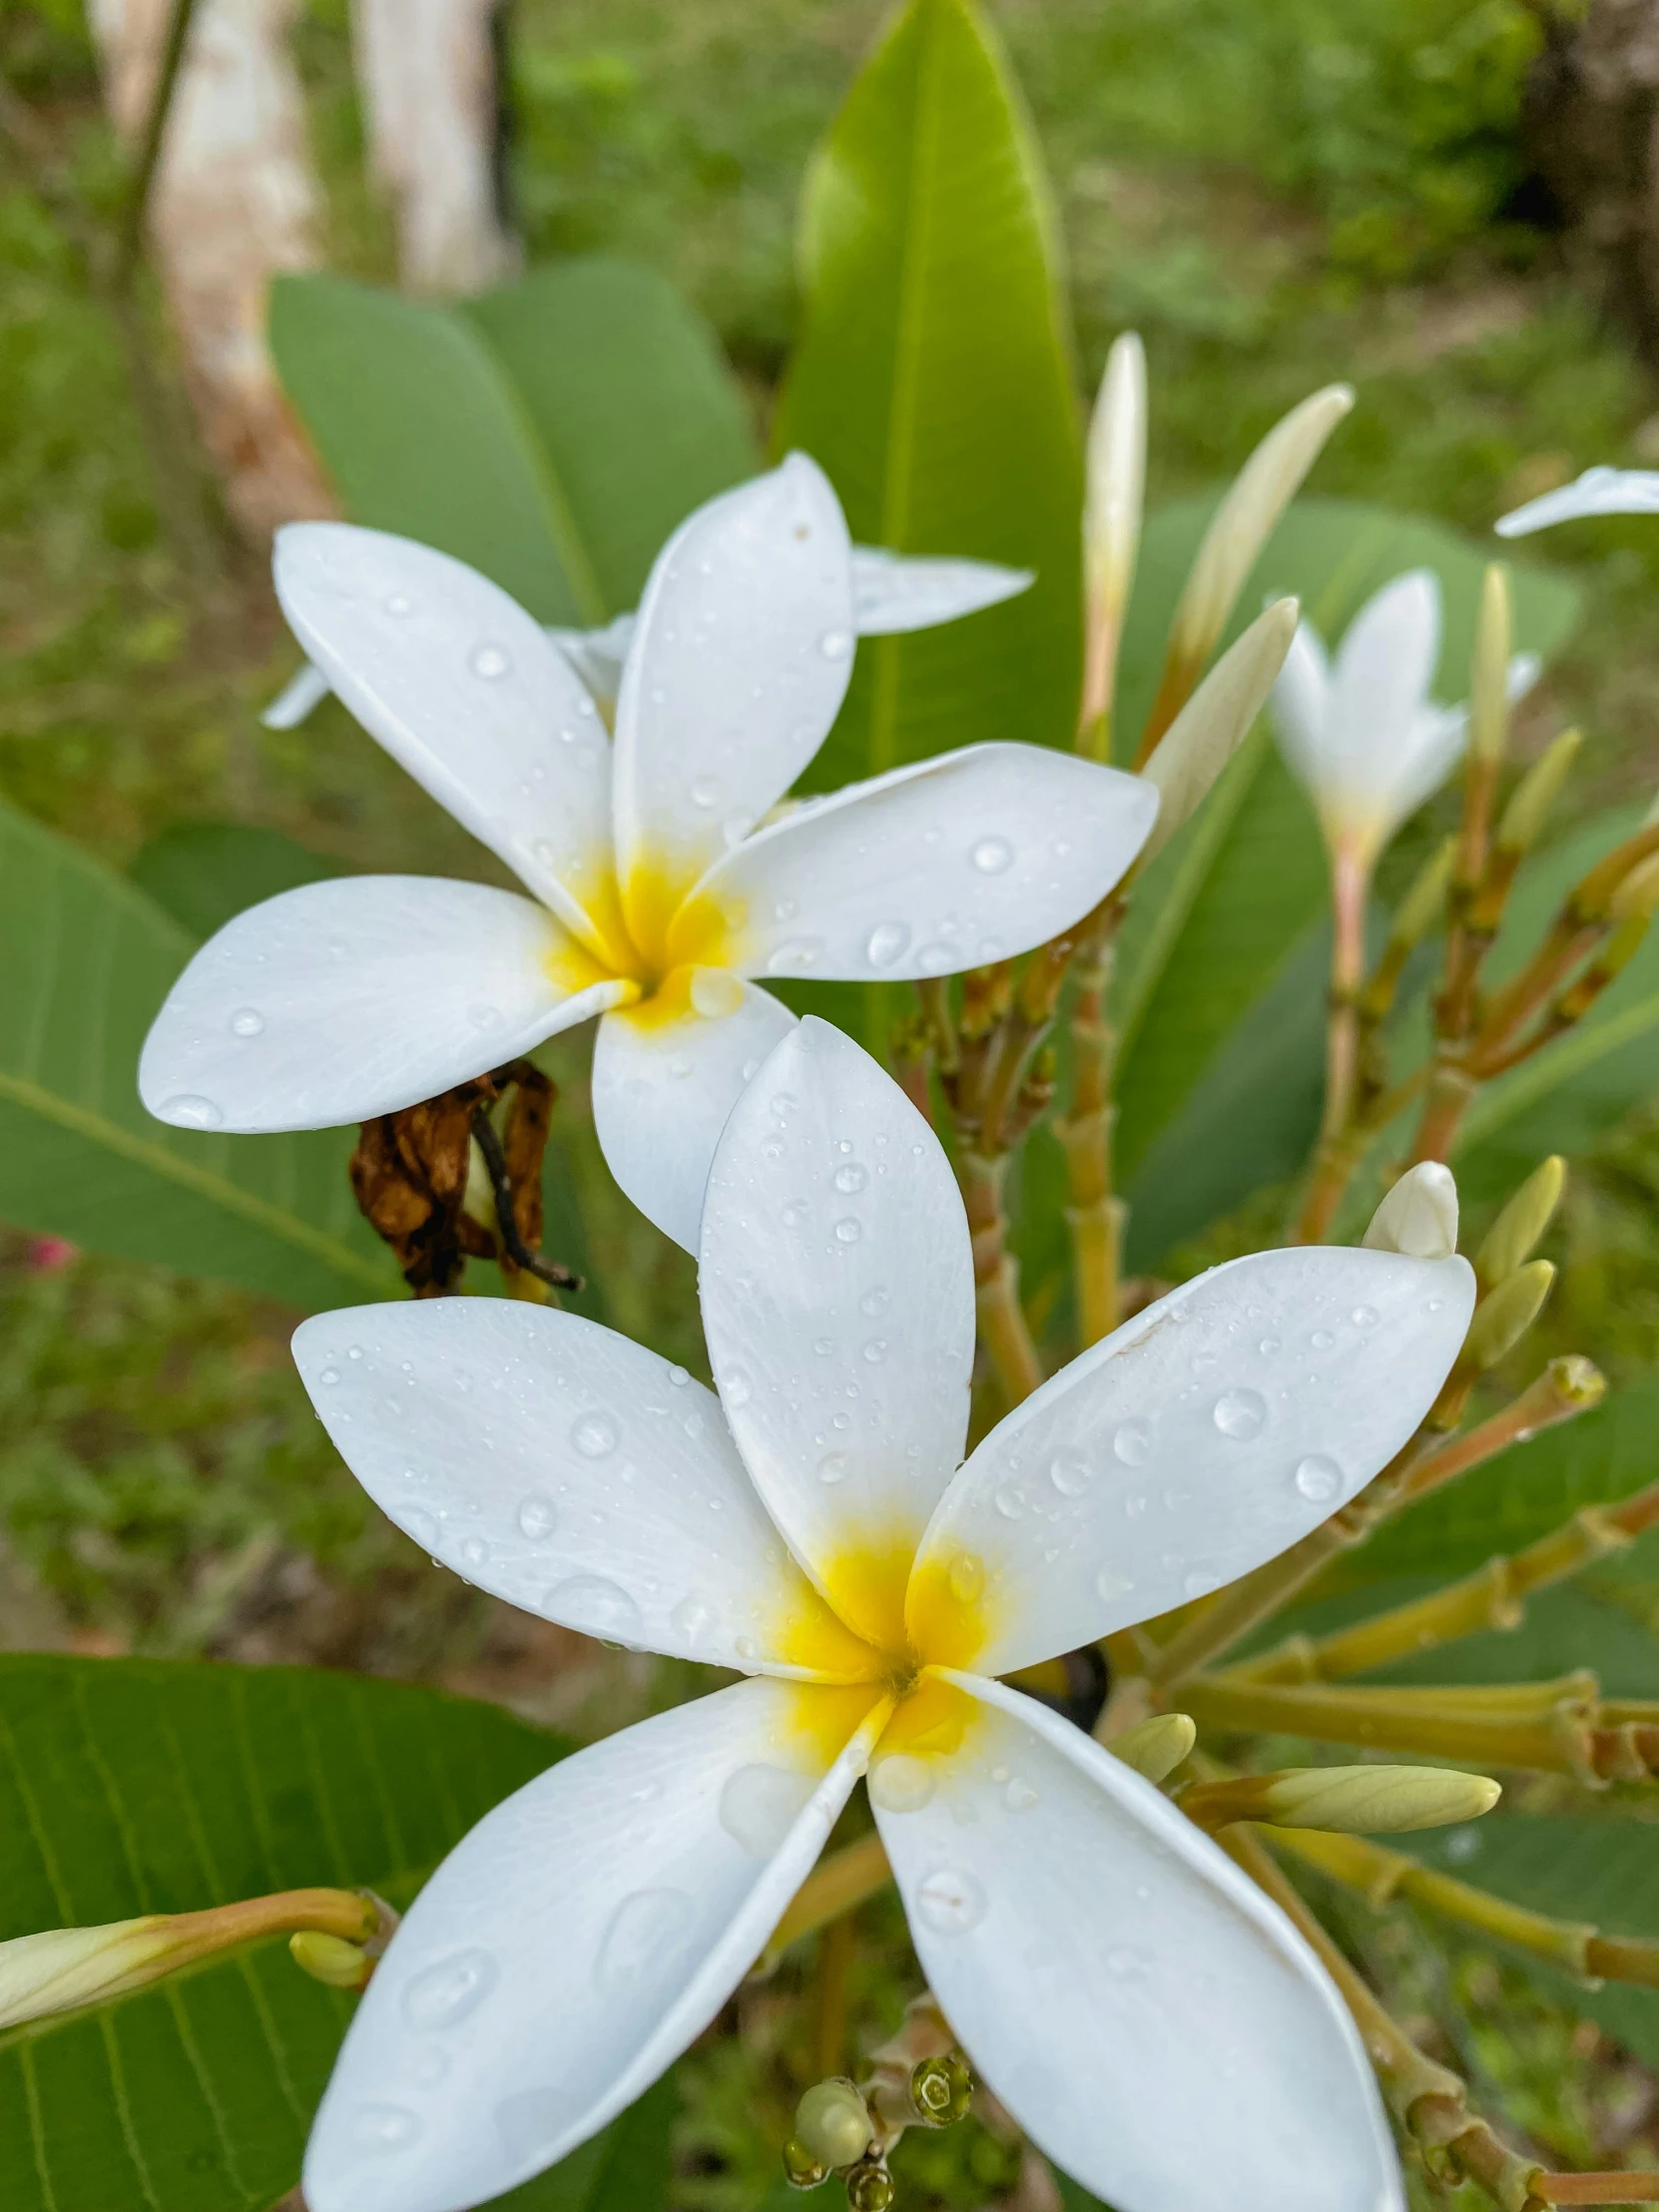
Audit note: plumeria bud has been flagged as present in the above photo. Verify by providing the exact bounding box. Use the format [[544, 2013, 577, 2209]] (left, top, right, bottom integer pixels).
[[289, 1931, 373, 1990], [1476, 1158, 1565, 1289], [1363, 1164, 1459, 1261], [1136, 599, 1299, 866], [1497, 728, 1583, 856], [1464, 1260, 1555, 1371], [1388, 837, 1455, 954], [1469, 565, 1513, 766], [0, 1918, 183, 2030], [796, 2078, 874, 2169], [1609, 849, 1659, 921], [1110, 1712, 1197, 1784], [846, 2158, 896, 2212], [783, 2138, 830, 2190], [910, 2051, 973, 2127], [1168, 385, 1353, 688], [1185, 1766, 1501, 1835], [1081, 332, 1148, 747]]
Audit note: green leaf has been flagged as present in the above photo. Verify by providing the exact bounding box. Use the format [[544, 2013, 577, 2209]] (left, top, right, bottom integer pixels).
[[773, 0, 1083, 791], [1107, 497, 1581, 1264], [0, 1653, 573, 2212], [272, 258, 760, 626], [0, 797, 392, 1308], [130, 824, 340, 941]]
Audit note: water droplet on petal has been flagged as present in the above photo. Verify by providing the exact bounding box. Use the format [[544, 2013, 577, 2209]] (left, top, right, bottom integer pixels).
[[1259, 1335, 1282, 1356], [1048, 1450, 1090, 1496], [819, 629, 851, 660], [351, 2103, 422, 2153], [1311, 1329, 1336, 1352], [1112, 1419, 1152, 1466], [517, 1495, 557, 1540], [868, 1755, 934, 1814], [689, 773, 721, 810], [229, 1007, 265, 1037], [594, 1889, 695, 1994], [720, 1367, 753, 1407], [667, 1365, 691, 1387], [861, 1338, 888, 1365], [571, 1411, 619, 1458], [317, 1366, 341, 1386], [817, 1451, 847, 1485], [671, 1594, 715, 1643], [948, 1553, 984, 1604], [469, 643, 511, 680], [866, 920, 910, 968], [768, 936, 826, 975], [833, 1163, 867, 1195], [993, 1487, 1024, 1520], [1096, 1565, 1135, 1601], [547, 1573, 642, 1643], [689, 967, 745, 1019], [1352, 1305, 1380, 1329], [401, 1947, 498, 2030], [1294, 1454, 1343, 1502], [384, 592, 413, 617], [971, 835, 1014, 874], [833, 1216, 861, 1244], [914, 1868, 987, 1935], [163, 1093, 224, 1130], [1004, 1777, 1039, 1812], [860, 1286, 890, 1318], [1212, 1388, 1267, 1440], [720, 1763, 815, 1856]]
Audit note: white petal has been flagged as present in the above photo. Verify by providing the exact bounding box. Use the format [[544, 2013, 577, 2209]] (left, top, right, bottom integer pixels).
[[612, 455, 854, 935], [262, 660, 331, 730], [909, 1245, 1474, 1675], [303, 1678, 887, 2212], [848, 547, 1033, 634], [591, 979, 797, 1252], [292, 1300, 879, 1677], [275, 525, 626, 963], [1326, 571, 1440, 810], [1268, 620, 1330, 792], [1376, 700, 1467, 843], [700, 1020, 974, 1645], [876, 1673, 1401, 2212], [547, 613, 637, 725], [1363, 1162, 1458, 1259], [1495, 464, 1659, 536], [680, 746, 1158, 984], [140, 876, 628, 1134]]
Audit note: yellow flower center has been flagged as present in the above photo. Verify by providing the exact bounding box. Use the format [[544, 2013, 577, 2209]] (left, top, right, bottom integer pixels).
[[549, 852, 750, 1023]]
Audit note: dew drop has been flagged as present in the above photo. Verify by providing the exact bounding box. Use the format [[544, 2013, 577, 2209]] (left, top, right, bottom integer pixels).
[[868, 1755, 935, 1814], [720, 1763, 815, 1856], [671, 1594, 715, 1644], [517, 1495, 557, 1540], [460, 1537, 488, 1569], [229, 1006, 265, 1038], [833, 1162, 868, 1195], [401, 1947, 498, 2030], [1096, 1565, 1135, 1601], [859, 1286, 890, 1318], [548, 1573, 643, 1643], [571, 1411, 619, 1458], [689, 774, 722, 812], [594, 1889, 695, 1994], [1212, 1387, 1267, 1440], [469, 643, 511, 680], [1112, 1419, 1152, 1467], [1310, 1329, 1336, 1351], [1259, 1335, 1282, 1356], [720, 1368, 753, 1408], [163, 1093, 224, 1130], [1352, 1305, 1380, 1329], [971, 835, 1014, 875], [819, 629, 852, 660], [833, 1216, 862, 1244], [317, 1366, 341, 1386], [1294, 1453, 1343, 1502], [817, 1451, 847, 1485], [948, 1552, 985, 1604], [384, 592, 414, 617], [1048, 1449, 1091, 1497], [993, 1487, 1024, 1520], [861, 1339, 888, 1365], [667, 1364, 691, 1387], [865, 920, 910, 968], [768, 936, 826, 974], [1004, 1777, 1039, 1813], [690, 968, 745, 1019], [351, 2103, 422, 2153], [914, 1867, 987, 1935]]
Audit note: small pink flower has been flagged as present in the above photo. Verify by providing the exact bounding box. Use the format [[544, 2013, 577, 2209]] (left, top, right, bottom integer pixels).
[[27, 1237, 79, 1275]]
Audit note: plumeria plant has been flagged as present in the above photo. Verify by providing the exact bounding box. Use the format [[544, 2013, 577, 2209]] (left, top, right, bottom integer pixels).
[[10, 4, 1659, 2212]]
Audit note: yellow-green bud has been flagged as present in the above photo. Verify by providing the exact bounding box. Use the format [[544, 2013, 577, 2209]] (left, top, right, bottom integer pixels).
[[782, 2138, 829, 2191], [1137, 600, 1299, 866], [795, 2079, 872, 2171], [1464, 1259, 1555, 1371], [910, 2050, 973, 2127], [1469, 564, 1512, 765], [1363, 1162, 1459, 1261], [1084, 332, 1147, 629], [845, 2159, 896, 2212], [1387, 837, 1455, 952], [1609, 849, 1659, 921], [1258, 1765, 1500, 1834], [289, 1931, 372, 1991], [1110, 1712, 1197, 1785], [0, 1918, 179, 2031], [1475, 1157, 1565, 1289], [1546, 1353, 1606, 1411], [1497, 728, 1583, 856]]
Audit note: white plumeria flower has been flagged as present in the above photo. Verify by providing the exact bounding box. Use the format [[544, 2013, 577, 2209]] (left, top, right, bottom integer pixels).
[[264, 546, 1033, 731], [1270, 568, 1539, 870], [290, 1018, 1474, 2212], [1496, 464, 1659, 537], [142, 456, 1153, 1251]]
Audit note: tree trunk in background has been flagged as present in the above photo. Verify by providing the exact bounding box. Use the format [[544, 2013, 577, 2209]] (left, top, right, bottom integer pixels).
[[1523, 0, 1659, 367], [350, 0, 519, 297], [89, 0, 332, 536]]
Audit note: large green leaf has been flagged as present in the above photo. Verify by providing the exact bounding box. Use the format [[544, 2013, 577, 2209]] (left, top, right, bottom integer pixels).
[[130, 825, 340, 943], [271, 258, 760, 626], [0, 1654, 589, 2212], [773, 0, 1083, 792], [1107, 497, 1581, 1267], [0, 798, 392, 1308]]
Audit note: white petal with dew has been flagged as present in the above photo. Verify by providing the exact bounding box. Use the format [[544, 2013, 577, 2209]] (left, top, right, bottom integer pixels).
[[847, 547, 1032, 634], [1268, 620, 1332, 793], [691, 745, 1158, 983], [591, 980, 797, 1254], [140, 875, 627, 1134], [1496, 465, 1659, 537], [910, 1244, 1474, 1674], [1363, 1163, 1458, 1260], [1323, 571, 1441, 823], [876, 1673, 1402, 2212], [275, 526, 624, 960], [302, 1679, 886, 2212], [291, 1300, 874, 1677], [700, 1021, 975, 1637], [546, 613, 636, 725], [612, 455, 853, 917]]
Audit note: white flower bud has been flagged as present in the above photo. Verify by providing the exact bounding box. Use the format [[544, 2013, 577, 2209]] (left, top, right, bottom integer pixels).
[[0, 1919, 179, 2030], [1109, 1712, 1197, 1785], [1137, 600, 1298, 865], [796, 2078, 873, 2170], [1363, 1163, 1459, 1261], [1258, 1765, 1500, 1834]]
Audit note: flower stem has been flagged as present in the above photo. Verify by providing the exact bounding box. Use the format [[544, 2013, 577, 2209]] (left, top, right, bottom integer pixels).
[[1056, 919, 1125, 1348], [1295, 841, 1371, 1243], [960, 1149, 1044, 1406]]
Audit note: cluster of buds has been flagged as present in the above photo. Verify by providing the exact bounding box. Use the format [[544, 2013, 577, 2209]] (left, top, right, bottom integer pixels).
[[783, 2007, 975, 2206]]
